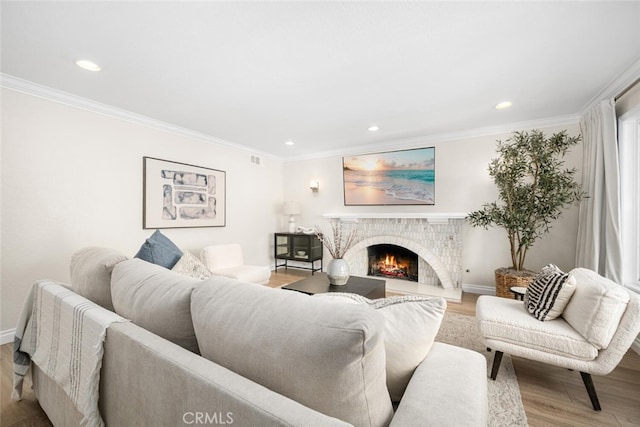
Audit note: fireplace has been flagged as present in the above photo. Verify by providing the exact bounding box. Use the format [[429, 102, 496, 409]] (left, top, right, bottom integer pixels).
[[324, 213, 466, 301], [368, 244, 418, 282]]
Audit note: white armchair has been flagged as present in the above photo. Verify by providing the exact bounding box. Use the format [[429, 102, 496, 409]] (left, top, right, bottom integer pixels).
[[200, 244, 271, 285], [476, 268, 640, 411]]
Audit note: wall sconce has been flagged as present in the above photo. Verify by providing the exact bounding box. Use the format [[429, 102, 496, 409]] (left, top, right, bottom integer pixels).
[[309, 180, 320, 192]]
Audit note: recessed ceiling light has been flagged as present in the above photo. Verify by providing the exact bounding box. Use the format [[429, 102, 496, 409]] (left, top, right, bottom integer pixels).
[[75, 59, 101, 72], [495, 101, 512, 110], [285, 140, 295, 146], [368, 125, 380, 132]]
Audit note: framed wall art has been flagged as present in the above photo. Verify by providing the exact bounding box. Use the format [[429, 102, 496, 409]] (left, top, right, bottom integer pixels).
[[343, 147, 435, 206], [143, 157, 226, 228]]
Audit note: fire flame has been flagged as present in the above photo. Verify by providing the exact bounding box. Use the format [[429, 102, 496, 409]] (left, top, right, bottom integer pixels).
[[377, 253, 408, 276], [369, 248, 417, 282], [384, 254, 396, 267]]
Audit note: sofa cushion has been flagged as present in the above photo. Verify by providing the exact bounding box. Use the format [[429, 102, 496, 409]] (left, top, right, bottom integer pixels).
[[192, 279, 394, 427], [172, 251, 212, 280], [134, 230, 182, 269], [562, 268, 630, 349], [314, 293, 446, 402], [69, 247, 128, 311], [524, 264, 576, 321], [476, 295, 598, 360], [391, 342, 489, 427], [111, 258, 201, 353]]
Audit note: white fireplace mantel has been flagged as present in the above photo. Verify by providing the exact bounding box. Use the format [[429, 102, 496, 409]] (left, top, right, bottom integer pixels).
[[322, 212, 468, 224]]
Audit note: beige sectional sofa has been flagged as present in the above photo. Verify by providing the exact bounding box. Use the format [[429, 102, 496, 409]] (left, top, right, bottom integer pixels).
[[29, 247, 488, 426]]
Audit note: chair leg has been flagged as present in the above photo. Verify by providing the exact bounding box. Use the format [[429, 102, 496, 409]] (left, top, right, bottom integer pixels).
[[580, 372, 601, 411], [490, 351, 504, 380]]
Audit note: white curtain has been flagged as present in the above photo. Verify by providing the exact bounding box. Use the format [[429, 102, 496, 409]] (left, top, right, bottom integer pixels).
[[575, 98, 623, 282]]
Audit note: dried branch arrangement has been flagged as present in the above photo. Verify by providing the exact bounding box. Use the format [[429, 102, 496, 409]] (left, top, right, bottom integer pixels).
[[315, 221, 358, 259]]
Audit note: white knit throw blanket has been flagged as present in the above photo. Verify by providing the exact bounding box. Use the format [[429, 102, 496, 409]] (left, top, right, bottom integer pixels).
[[13, 281, 125, 427]]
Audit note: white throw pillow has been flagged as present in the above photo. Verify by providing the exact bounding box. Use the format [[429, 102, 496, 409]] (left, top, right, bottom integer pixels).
[[562, 268, 630, 349], [172, 251, 212, 280], [315, 293, 447, 402], [524, 264, 576, 321]]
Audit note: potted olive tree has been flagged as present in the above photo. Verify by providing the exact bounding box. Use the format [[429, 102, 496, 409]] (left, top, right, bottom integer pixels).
[[467, 129, 585, 297]]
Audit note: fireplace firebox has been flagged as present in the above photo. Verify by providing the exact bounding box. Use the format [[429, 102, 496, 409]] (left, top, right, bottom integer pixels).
[[367, 244, 418, 282]]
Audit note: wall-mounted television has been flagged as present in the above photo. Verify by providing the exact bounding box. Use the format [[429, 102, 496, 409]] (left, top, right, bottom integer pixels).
[[343, 147, 435, 206]]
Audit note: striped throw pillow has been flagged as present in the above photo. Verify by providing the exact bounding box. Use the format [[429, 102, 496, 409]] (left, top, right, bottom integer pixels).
[[524, 264, 577, 321]]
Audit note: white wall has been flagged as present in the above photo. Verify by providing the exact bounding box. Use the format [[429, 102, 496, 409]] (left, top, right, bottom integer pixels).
[[1, 88, 284, 332], [283, 122, 583, 291]]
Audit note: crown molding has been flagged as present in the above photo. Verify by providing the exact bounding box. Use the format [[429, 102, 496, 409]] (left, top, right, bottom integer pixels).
[[0, 73, 279, 160], [285, 113, 580, 162], [1, 73, 583, 164], [579, 58, 640, 116]]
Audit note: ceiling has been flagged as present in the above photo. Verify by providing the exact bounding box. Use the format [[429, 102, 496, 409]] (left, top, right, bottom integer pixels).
[[2, 1, 640, 159]]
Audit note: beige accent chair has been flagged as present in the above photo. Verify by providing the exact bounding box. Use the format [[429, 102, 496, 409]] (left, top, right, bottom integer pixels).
[[476, 268, 640, 411], [200, 243, 271, 284]]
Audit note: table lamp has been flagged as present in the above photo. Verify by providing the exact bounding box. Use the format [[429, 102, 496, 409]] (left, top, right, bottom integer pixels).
[[282, 201, 301, 233]]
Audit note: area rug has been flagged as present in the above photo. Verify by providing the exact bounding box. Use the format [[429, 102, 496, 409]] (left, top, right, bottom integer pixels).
[[435, 311, 528, 427]]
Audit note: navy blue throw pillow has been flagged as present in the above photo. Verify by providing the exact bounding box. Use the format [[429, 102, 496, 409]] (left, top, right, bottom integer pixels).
[[135, 230, 183, 269]]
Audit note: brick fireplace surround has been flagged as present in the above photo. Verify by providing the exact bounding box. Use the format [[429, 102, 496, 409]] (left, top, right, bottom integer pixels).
[[323, 213, 466, 302]]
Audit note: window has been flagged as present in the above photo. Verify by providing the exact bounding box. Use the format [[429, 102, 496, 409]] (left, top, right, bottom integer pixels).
[[619, 104, 640, 292]]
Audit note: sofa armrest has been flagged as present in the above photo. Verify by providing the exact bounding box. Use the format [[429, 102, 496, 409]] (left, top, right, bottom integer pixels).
[[101, 322, 350, 427], [390, 342, 488, 427]]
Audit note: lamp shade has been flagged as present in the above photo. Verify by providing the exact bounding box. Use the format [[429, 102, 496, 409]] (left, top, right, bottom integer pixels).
[[282, 201, 301, 215]]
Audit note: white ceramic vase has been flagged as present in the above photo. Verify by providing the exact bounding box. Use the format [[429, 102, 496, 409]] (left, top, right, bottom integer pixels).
[[327, 258, 350, 286]]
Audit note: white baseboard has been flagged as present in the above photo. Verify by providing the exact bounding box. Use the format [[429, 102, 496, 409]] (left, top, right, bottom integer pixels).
[[1, 328, 16, 345], [462, 283, 495, 295]]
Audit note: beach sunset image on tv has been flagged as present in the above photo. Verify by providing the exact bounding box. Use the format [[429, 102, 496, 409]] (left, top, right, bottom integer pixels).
[[343, 147, 435, 206]]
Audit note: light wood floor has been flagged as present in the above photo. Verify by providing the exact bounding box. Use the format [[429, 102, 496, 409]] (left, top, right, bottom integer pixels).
[[2, 269, 639, 426]]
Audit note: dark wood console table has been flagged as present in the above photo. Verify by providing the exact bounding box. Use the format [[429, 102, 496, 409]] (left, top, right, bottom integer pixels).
[[274, 232, 323, 274]]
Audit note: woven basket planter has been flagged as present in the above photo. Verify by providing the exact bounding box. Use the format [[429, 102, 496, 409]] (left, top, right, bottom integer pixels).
[[494, 268, 536, 298]]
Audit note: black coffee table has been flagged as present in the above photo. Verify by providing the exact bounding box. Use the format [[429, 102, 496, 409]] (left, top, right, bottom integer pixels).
[[282, 273, 385, 299]]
